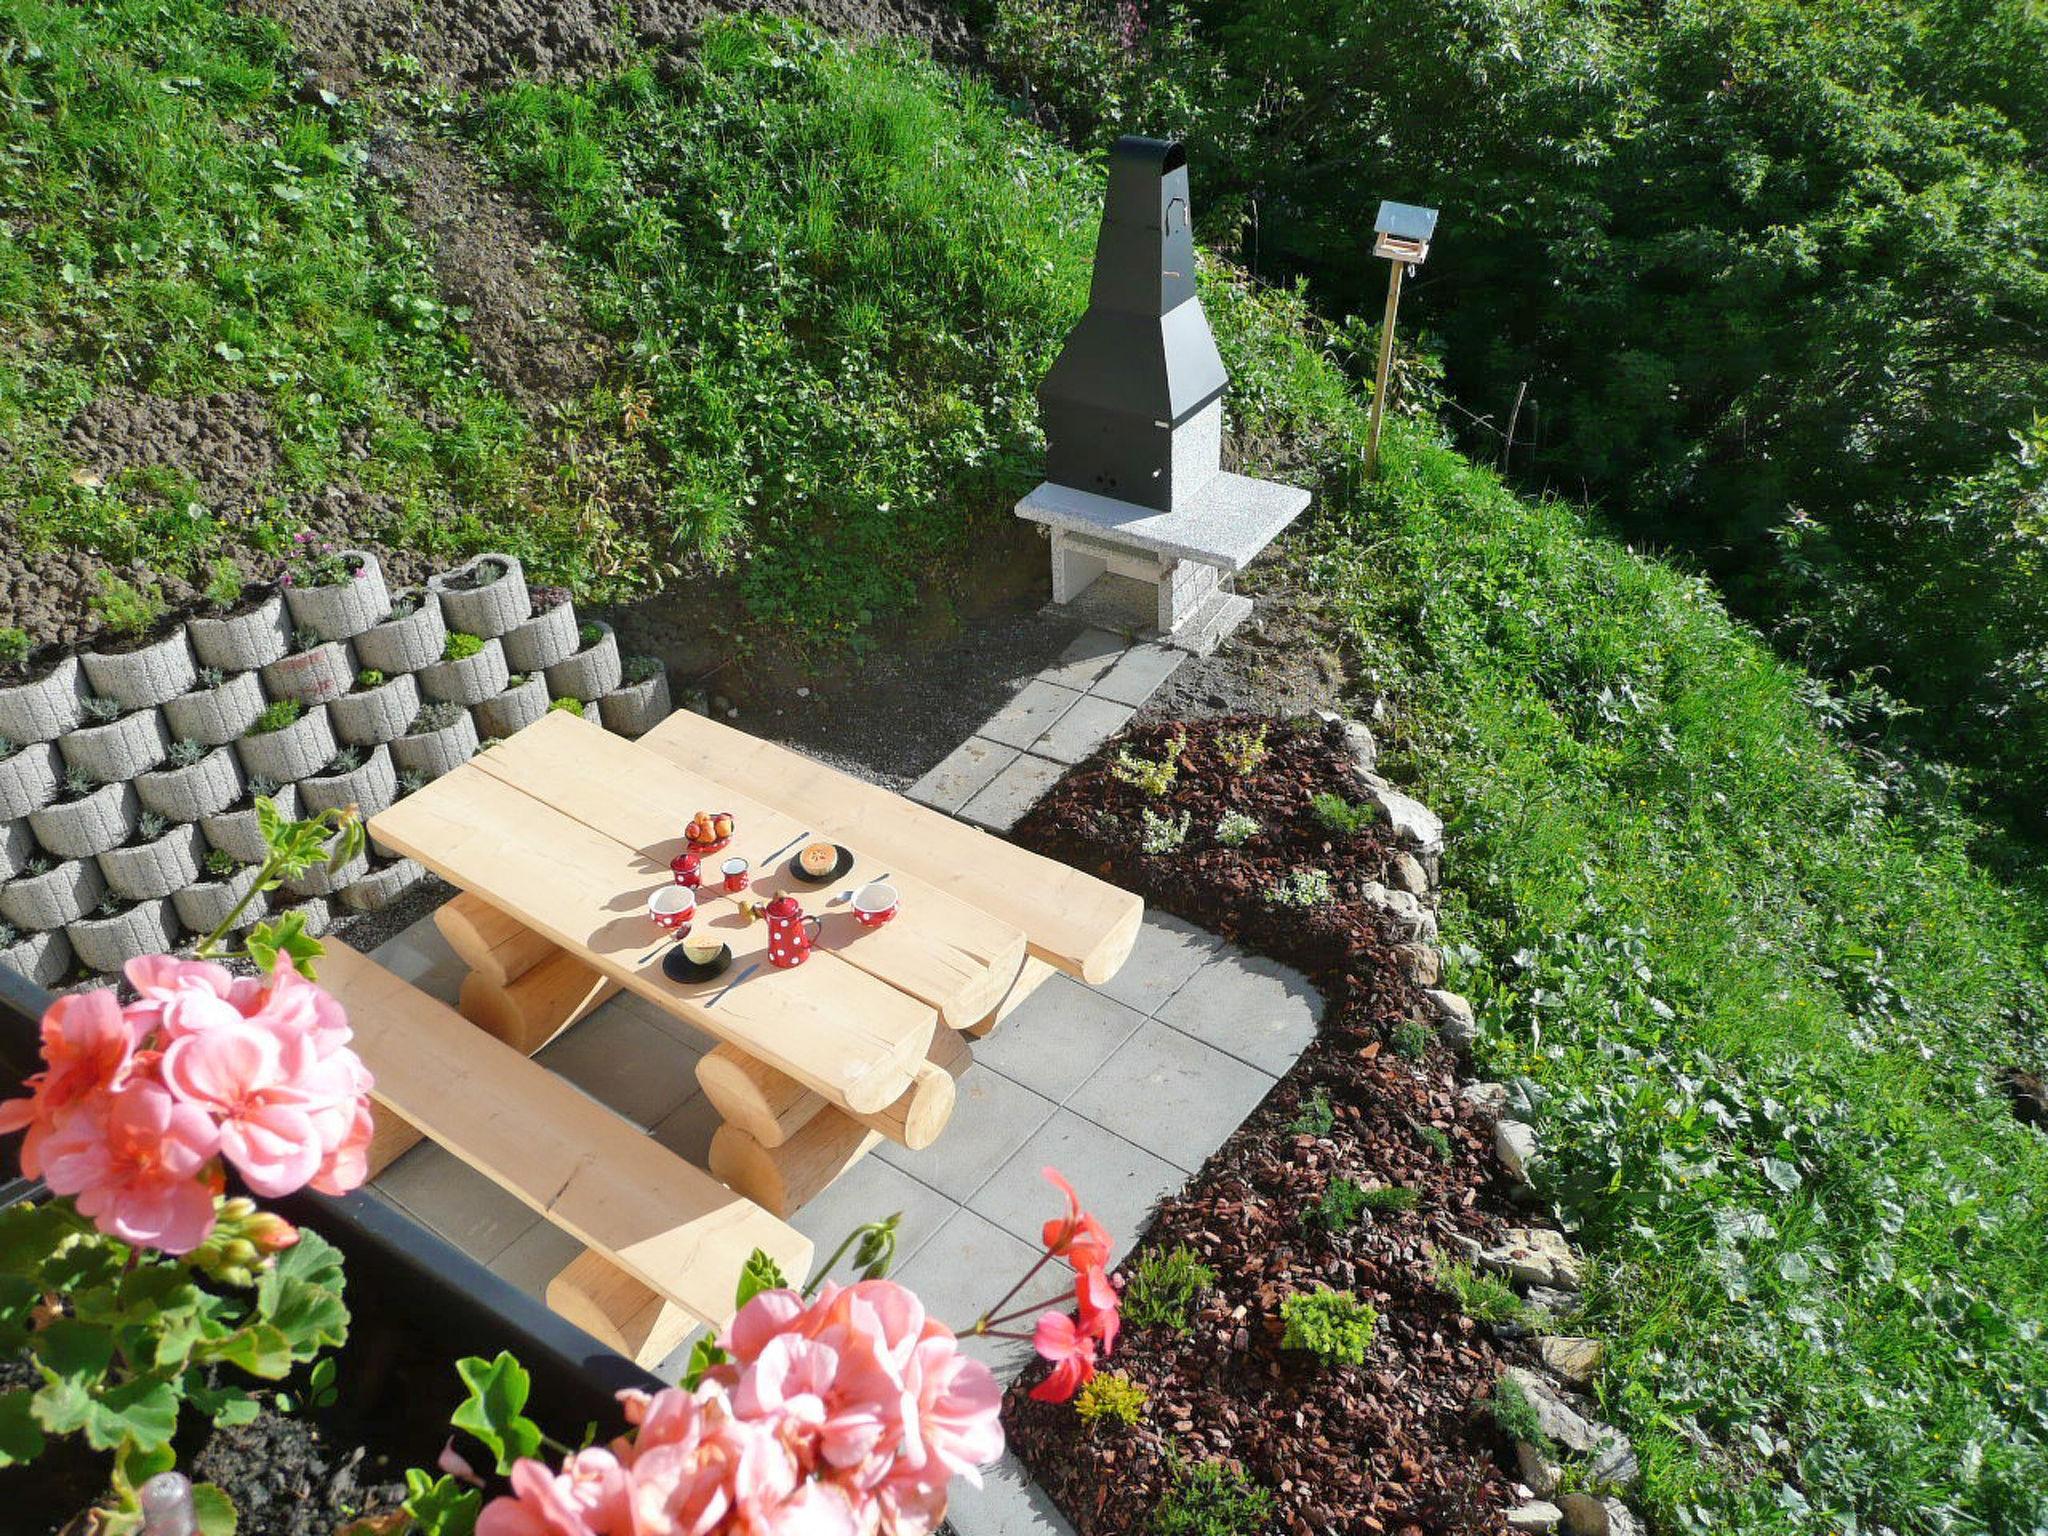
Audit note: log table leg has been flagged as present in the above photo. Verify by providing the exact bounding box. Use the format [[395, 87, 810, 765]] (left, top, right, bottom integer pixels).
[[964, 954, 1057, 1039], [435, 890, 620, 1054], [548, 1249, 700, 1368]]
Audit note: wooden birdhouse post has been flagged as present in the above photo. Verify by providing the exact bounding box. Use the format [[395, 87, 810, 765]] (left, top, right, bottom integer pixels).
[[1365, 200, 1438, 481]]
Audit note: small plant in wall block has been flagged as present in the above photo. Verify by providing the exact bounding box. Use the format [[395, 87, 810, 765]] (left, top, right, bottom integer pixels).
[[0, 796, 376, 1532]]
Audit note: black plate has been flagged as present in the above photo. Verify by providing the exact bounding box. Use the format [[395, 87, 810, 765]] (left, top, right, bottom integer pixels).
[[662, 942, 733, 984], [787, 843, 854, 884]]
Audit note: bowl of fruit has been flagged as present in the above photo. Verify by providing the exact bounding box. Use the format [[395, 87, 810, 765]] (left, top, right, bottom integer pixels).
[[686, 810, 735, 854]]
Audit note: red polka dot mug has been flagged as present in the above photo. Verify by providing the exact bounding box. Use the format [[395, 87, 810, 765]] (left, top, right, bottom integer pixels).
[[851, 882, 900, 928], [763, 893, 821, 968]]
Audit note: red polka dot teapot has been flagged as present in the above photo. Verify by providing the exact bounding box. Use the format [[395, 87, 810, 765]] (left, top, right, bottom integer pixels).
[[763, 893, 821, 968]]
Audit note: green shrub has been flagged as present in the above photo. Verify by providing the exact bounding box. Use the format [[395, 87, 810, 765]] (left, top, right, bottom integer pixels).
[[548, 696, 585, 716], [1139, 808, 1191, 855], [356, 668, 387, 690], [443, 632, 486, 662], [411, 702, 468, 734], [202, 558, 244, 609], [1492, 1374, 1552, 1453], [1418, 1125, 1453, 1163], [1123, 1244, 1217, 1335], [1150, 1456, 1274, 1536], [204, 847, 241, 879], [1309, 792, 1375, 836], [0, 627, 31, 667], [79, 695, 122, 724], [1304, 1177, 1369, 1234], [1435, 1259, 1529, 1328], [1359, 1184, 1419, 1214], [578, 621, 603, 649], [0, 737, 17, 764], [1279, 1287, 1377, 1366], [89, 572, 164, 637], [1111, 735, 1183, 797], [166, 738, 208, 769], [1392, 1019, 1433, 1062], [1073, 1370, 1147, 1430], [1214, 810, 1259, 847], [1264, 868, 1332, 909], [622, 654, 664, 685], [1287, 1088, 1334, 1138], [1214, 723, 1268, 774], [135, 811, 168, 842], [248, 699, 304, 735]]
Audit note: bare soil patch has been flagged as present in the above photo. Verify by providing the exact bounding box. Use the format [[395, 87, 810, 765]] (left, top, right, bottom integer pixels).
[[1004, 717, 1520, 1535]]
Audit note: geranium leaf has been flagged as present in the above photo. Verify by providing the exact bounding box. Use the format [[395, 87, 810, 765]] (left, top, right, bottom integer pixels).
[[681, 1336, 730, 1391], [403, 1471, 482, 1536], [735, 1248, 787, 1309], [191, 1482, 238, 1536], [245, 910, 325, 980], [450, 1353, 542, 1474], [255, 1230, 348, 1358], [34, 1318, 116, 1386], [84, 1377, 180, 1452], [202, 1322, 296, 1379], [0, 1390, 44, 1465]]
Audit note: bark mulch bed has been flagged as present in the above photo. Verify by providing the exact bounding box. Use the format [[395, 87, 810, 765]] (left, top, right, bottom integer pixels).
[[1004, 716, 1521, 1536]]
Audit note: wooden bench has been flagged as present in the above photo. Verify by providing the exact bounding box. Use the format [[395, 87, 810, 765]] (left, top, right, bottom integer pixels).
[[320, 941, 813, 1366]]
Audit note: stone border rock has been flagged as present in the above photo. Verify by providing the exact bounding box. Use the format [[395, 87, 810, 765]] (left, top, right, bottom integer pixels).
[[163, 669, 267, 746], [171, 862, 267, 937], [235, 705, 336, 786], [599, 665, 670, 738], [99, 821, 207, 902], [136, 746, 244, 824], [390, 708, 478, 783], [81, 629, 197, 711], [0, 654, 86, 744], [30, 780, 141, 861], [188, 590, 293, 672], [0, 819, 33, 884], [329, 671, 420, 747], [473, 674, 549, 740], [1, 858, 106, 932], [501, 595, 578, 672], [419, 636, 509, 707], [59, 706, 170, 784], [352, 590, 446, 675], [201, 781, 300, 866], [299, 744, 397, 821], [433, 553, 529, 638], [544, 620, 620, 701], [68, 897, 180, 974], [0, 926, 71, 988], [283, 550, 390, 641], [262, 639, 356, 705], [0, 740, 62, 821]]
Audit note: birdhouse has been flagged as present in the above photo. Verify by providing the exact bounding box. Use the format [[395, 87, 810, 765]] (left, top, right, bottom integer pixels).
[[1372, 200, 1438, 265]]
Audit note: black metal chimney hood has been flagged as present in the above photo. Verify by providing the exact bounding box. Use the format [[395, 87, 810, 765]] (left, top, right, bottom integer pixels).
[[1038, 136, 1228, 512]]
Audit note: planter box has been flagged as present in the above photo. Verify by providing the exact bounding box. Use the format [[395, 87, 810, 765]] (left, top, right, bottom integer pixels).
[[502, 597, 579, 672], [284, 549, 390, 641], [0, 928, 70, 988], [419, 637, 509, 708], [162, 668, 268, 746], [0, 654, 86, 745], [262, 639, 356, 706], [171, 862, 267, 938], [599, 668, 672, 738], [188, 589, 291, 672], [433, 553, 530, 639], [0, 820, 33, 884], [329, 672, 420, 747], [29, 781, 140, 861], [0, 740, 62, 820], [202, 781, 300, 866], [135, 744, 243, 823], [0, 858, 106, 932], [473, 674, 550, 740], [98, 821, 206, 901], [236, 705, 337, 786], [81, 628, 196, 712], [545, 621, 622, 702], [352, 590, 446, 676], [67, 897, 180, 975], [300, 744, 398, 821], [284, 845, 370, 899], [390, 711, 478, 783], [340, 855, 428, 914], [58, 705, 170, 783]]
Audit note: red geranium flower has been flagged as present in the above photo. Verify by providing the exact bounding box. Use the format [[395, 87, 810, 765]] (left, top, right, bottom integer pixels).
[[1039, 1166, 1111, 1271], [1029, 1311, 1098, 1403]]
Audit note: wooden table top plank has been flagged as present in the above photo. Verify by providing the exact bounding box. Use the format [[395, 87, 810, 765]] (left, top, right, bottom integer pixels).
[[641, 711, 1143, 983], [470, 715, 1027, 1028], [369, 764, 934, 1113], [325, 941, 813, 1327]]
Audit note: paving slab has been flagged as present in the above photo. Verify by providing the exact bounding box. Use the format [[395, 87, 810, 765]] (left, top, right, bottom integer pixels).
[[789, 1152, 958, 1271], [947, 1452, 1080, 1536], [1091, 643, 1188, 708], [875, 1064, 1057, 1203], [535, 998, 705, 1130], [887, 1207, 1044, 1340], [1093, 910, 1224, 1014], [1156, 949, 1322, 1075], [909, 735, 1022, 814], [959, 753, 1068, 833], [368, 920, 464, 1006], [491, 1218, 585, 1304], [376, 1142, 539, 1266], [971, 974, 1150, 1102], [1036, 628, 1129, 692], [969, 1108, 1183, 1268], [1032, 694, 1135, 766], [979, 679, 1084, 751], [1065, 1018, 1277, 1172], [649, 1090, 723, 1168]]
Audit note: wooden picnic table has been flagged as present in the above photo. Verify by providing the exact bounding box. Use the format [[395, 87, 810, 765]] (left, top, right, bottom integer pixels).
[[369, 710, 1142, 1222]]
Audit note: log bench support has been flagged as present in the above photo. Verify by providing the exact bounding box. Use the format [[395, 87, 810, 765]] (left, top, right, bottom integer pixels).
[[436, 890, 621, 1054]]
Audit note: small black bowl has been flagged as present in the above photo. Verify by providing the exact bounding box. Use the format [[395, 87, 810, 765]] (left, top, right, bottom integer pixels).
[[787, 843, 853, 884], [663, 942, 733, 984]]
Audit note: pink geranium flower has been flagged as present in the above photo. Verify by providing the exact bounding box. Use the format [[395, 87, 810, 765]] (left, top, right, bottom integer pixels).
[[160, 1020, 331, 1197], [38, 1083, 220, 1254], [0, 989, 142, 1174]]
